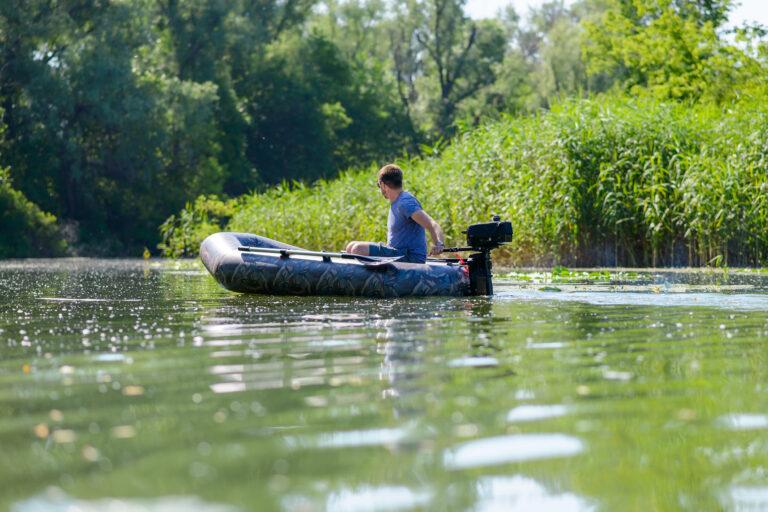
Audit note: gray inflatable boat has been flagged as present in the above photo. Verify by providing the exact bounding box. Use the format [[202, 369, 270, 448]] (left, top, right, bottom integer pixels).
[[200, 218, 512, 298]]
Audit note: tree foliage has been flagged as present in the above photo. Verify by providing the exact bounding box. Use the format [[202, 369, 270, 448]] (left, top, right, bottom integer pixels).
[[582, 0, 756, 100], [0, 167, 66, 258]]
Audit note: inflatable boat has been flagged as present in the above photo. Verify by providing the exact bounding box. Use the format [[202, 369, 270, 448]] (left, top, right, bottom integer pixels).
[[200, 217, 512, 298]]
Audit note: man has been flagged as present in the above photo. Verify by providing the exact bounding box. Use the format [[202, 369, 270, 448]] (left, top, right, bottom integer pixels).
[[345, 164, 444, 263]]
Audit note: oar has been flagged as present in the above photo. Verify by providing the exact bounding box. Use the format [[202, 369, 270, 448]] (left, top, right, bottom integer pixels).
[[237, 245, 404, 264]]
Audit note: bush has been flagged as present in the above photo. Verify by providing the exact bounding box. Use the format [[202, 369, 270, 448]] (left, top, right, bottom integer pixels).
[[158, 195, 240, 258], [0, 168, 66, 258]]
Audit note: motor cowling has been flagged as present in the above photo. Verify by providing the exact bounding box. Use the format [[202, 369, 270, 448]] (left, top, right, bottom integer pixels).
[[464, 215, 513, 251]]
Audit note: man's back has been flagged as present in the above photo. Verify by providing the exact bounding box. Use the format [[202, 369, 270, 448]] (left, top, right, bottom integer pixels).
[[387, 191, 427, 261]]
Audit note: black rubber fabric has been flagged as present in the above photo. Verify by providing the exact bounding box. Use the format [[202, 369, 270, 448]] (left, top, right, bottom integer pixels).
[[200, 232, 469, 298]]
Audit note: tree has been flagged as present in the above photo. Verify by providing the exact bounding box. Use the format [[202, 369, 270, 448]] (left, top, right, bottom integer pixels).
[[0, 166, 66, 257], [153, 0, 317, 194], [389, 0, 506, 136], [418, 1, 506, 135], [463, 0, 609, 117], [0, 0, 225, 253], [582, 0, 745, 100], [312, 0, 421, 148], [245, 31, 414, 182]]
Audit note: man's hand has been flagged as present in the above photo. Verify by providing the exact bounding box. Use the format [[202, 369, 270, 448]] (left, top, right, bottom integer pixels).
[[429, 241, 444, 257]]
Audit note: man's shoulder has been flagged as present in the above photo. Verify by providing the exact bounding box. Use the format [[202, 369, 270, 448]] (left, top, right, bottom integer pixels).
[[394, 191, 422, 218], [399, 191, 422, 206]]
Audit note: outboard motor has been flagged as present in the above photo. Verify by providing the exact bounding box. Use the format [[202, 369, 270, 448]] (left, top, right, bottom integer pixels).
[[444, 215, 513, 296]]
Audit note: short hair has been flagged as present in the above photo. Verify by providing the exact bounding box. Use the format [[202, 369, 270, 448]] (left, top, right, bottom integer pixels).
[[378, 164, 403, 188]]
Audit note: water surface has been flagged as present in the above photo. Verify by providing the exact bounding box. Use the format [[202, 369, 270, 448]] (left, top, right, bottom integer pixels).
[[2, 260, 768, 511]]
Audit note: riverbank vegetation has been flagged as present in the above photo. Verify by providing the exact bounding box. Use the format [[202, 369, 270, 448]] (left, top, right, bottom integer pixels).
[[0, 167, 66, 258], [161, 94, 768, 266], [3, 0, 768, 263]]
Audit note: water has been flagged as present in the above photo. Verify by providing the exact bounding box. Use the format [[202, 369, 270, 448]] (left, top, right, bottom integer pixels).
[[2, 260, 768, 511]]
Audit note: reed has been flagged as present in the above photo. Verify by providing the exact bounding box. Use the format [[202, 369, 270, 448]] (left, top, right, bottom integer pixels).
[[162, 94, 768, 267]]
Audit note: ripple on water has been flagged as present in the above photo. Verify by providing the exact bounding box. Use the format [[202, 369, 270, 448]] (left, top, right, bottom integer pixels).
[[316, 428, 408, 448], [447, 356, 499, 368], [305, 339, 365, 350], [496, 288, 768, 312], [474, 475, 595, 512], [526, 341, 568, 350], [716, 414, 768, 431], [506, 405, 570, 423], [719, 485, 768, 511], [12, 488, 239, 512], [40, 297, 141, 302], [92, 353, 130, 363], [443, 434, 584, 470], [514, 389, 536, 400], [282, 485, 432, 512], [325, 485, 432, 511], [284, 427, 409, 449]]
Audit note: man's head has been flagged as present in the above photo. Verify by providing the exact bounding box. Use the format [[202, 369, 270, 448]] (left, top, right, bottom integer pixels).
[[377, 164, 403, 201]]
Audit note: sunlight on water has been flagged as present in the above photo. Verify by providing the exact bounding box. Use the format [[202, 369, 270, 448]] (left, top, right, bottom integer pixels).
[[324, 485, 432, 511], [285, 427, 410, 449], [720, 486, 768, 511], [448, 356, 499, 368], [716, 414, 768, 431], [474, 476, 595, 512], [443, 434, 585, 470], [506, 404, 571, 423], [13, 488, 238, 512], [497, 285, 768, 311]]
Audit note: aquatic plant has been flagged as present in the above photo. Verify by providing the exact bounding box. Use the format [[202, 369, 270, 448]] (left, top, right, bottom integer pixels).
[[498, 268, 644, 285]]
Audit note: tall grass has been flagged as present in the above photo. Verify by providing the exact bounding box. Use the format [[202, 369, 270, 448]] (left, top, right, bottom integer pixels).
[[162, 94, 768, 266]]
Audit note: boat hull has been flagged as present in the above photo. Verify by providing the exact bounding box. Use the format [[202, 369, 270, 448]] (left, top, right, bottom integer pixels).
[[200, 232, 470, 297]]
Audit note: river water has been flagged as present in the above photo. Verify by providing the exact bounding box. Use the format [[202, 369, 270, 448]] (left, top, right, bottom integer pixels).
[[2, 259, 768, 511]]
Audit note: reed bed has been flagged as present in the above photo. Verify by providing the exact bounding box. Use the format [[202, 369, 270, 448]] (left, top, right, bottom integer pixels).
[[162, 95, 768, 266]]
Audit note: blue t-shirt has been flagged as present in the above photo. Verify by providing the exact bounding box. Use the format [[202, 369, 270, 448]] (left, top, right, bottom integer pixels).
[[387, 191, 427, 261]]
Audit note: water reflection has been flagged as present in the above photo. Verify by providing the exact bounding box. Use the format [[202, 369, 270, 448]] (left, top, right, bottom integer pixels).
[[323, 485, 432, 512], [284, 427, 410, 449], [474, 475, 595, 512], [498, 286, 768, 311], [379, 337, 424, 423], [720, 485, 768, 511], [13, 488, 239, 512], [716, 414, 768, 431], [443, 434, 585, 470], [282, 485, 432, 512], [506, 404, 570, 423]]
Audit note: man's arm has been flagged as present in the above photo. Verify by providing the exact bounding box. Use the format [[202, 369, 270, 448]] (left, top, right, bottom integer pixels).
[[411, 210, 445, 256]]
